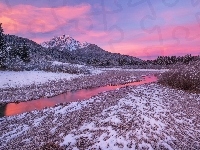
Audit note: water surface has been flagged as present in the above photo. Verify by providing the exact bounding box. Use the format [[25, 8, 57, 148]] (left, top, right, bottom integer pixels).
[[0, 75, 157, 117]]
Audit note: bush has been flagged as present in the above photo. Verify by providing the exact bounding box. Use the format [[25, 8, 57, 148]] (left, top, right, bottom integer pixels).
[[158, 61, 200, 93]]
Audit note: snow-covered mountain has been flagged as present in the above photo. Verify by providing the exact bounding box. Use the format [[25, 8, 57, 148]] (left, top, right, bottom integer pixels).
[[41, 35, 90, 51], [40, 35, 144, 66]]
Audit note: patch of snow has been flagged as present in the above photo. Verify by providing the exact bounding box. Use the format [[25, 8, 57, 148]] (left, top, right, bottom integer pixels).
[[88, 67, 104, 75], [33, 116, 46, 126], [0, 71, 82, 89], [51, 61, 85, 68]]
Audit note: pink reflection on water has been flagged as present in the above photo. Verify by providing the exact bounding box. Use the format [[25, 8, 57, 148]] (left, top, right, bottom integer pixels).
[[5, 75, 157, 116]]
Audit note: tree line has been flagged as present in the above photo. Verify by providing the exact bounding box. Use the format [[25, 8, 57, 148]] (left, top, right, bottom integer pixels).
[[146, 55, 200, 65]]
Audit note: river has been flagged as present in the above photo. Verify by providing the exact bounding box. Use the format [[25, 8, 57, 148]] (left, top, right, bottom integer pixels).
[[0, 75, 157, 117]]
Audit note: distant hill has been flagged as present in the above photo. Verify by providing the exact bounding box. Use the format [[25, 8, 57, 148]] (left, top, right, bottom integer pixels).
[[3, 34, 50, 70], [2, 32, 199, 71], [70, 44, 144, 66], [0, 33, 144, 72], [2, 34, 90, 73], [41, 35, 144, 66]]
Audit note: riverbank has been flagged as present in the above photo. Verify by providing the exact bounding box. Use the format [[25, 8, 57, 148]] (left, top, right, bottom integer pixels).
[[1, 83, 199, 149], [0, 75, 157, 117], [0, 68, 164, 105]]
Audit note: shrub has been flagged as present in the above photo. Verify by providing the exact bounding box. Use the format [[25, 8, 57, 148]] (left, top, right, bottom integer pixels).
[[158, 61, 200, 93]]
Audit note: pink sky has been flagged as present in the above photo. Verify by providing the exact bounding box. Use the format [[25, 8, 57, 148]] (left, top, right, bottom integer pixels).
[[0, 1, 200, 59]]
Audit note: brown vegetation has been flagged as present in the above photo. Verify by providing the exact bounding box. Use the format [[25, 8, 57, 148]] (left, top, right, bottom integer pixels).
[[158, 61, 200, 93], [40, 142, 65, 150]]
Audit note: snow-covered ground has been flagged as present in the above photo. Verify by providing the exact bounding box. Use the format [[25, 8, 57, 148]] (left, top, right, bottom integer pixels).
[[0, 71, 133, 104], [1, 83, 200, 149], [0, 66, 103, 89], [0, 71, 82, 89], [0, 67, 165, 104], [51, 61, 86, 68], [0, 64, 167, 89]]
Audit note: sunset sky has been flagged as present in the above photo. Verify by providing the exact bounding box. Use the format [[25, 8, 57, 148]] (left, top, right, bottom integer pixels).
[[0, 0, 200, 59]]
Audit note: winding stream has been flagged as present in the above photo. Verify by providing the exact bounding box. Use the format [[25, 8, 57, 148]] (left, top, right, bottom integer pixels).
[[0, 75, 157, 117]]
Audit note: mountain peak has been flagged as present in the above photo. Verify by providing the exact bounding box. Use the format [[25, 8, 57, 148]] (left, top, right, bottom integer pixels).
[[41, 35, 90, 51]]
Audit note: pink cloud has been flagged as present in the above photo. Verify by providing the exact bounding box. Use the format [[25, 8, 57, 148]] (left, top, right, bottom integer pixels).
[[97, 21, 200, 59], [0, 2, 91, 34]]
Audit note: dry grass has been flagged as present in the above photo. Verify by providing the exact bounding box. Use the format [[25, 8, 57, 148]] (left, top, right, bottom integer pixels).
[[40, 142, 65, 150], [1, 83, 200, 149], [158, 61, 200, 93]]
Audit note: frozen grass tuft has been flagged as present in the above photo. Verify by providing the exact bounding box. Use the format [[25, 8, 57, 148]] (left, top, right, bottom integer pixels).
[[158, 61, 200, 93]]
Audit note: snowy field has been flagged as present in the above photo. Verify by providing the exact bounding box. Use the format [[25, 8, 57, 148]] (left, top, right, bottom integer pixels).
[[1, 83, 200, 149], [0, 67, 166, 89], [0, 68, 165, 104], [0, 71, 82, 89]]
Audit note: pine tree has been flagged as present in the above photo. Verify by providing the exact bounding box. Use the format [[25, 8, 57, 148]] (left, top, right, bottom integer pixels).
[[20, 41, 30, 62], [0, 23, 6, 68]]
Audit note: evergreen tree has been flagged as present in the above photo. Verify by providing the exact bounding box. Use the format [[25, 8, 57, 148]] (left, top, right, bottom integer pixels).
[[14, 40, 30, 63], [20, 41, 30, 62], [0, 23, 6, 68]]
